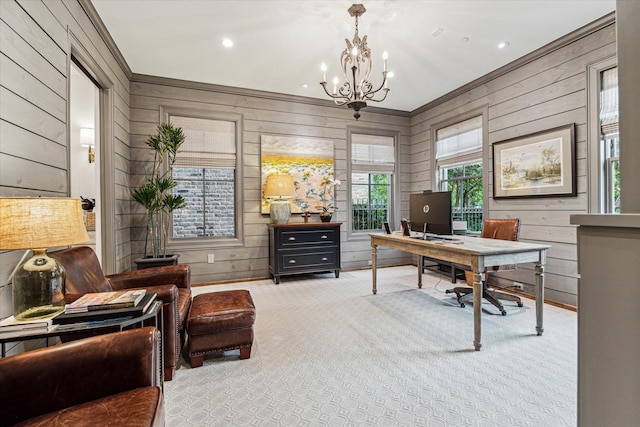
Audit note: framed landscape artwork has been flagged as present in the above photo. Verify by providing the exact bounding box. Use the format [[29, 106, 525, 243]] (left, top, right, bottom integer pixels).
[[492, 124, 575, 199], [260, 135, 335, 214]]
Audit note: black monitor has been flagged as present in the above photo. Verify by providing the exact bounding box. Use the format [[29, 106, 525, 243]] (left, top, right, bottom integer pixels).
[[409, 191, 452, 235]]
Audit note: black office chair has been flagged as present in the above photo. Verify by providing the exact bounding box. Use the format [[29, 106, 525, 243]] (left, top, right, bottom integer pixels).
[[446, 218, 524, 315]]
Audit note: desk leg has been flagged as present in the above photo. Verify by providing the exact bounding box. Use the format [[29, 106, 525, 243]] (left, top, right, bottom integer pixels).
[[417, 255, 423, 289], [371, 245, 378, 295], [535, 261, 545, 336], [473, 270, 483, 351]]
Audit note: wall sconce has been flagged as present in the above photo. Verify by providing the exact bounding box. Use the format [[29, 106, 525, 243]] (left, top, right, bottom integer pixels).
[[80, 128, 95, 163]]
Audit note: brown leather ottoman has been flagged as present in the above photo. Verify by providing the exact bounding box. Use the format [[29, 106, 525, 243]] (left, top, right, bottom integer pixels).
[[186, 290, 255, 368]]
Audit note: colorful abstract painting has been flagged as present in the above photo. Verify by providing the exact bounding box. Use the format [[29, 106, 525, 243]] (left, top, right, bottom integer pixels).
[[261, 135, 335, 214]]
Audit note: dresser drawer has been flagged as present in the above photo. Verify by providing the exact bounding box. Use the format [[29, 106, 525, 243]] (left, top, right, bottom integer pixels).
[[280, 250, 336, 271], [280, 229, 336, 247]]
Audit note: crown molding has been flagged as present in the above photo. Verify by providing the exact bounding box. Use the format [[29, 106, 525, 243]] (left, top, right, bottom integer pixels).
[[78, 0, 132, 78], [131, 73, 410, 118]]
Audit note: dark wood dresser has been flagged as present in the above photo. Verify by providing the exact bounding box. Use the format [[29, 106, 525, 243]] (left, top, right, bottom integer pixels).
[[268, 222, 341, 284]]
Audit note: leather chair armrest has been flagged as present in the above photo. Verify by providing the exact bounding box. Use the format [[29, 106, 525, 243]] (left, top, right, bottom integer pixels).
[[107, 265, 191, 290], [0, 327, 160, 427]]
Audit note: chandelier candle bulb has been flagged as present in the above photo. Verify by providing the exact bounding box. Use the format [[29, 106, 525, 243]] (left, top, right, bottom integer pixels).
[[383, 51, 388, 71], [321, 63, 327, 82]]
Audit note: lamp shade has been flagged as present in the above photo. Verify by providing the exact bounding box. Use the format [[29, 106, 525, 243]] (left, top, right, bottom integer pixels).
[[264, 175, 295, 199], [1, 198, 91, 320], [0, 198, 90, 250]]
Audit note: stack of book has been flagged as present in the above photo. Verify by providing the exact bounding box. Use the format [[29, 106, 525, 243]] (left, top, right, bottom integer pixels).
[[53, 291, 157, 325], [64, 290, 147, 313], [0, 316, 55, 334]]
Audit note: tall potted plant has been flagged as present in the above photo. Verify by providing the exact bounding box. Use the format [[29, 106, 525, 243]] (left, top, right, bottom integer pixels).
[[132, 123, 186, 269]]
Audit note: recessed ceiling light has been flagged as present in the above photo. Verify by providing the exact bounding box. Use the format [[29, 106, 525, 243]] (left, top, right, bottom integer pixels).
[[431, 27, 444, 37], [498, 41, 510, 49], [460, 37, 470, 43], [222, 38, 233, 48], [301, 83, 309, 88]]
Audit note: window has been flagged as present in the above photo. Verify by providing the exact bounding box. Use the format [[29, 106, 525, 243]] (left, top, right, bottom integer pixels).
[[169, 115, 237, 238], [435, 116, 483, 232], [350, 132, 396, 232], [599, 67, 620, 213]]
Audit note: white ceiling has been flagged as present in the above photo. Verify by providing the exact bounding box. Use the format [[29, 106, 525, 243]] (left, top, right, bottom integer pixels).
[[91, 0, 615, 112]]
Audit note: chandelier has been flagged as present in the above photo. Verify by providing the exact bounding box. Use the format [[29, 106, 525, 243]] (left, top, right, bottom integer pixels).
[[320, 3, 390, 120]]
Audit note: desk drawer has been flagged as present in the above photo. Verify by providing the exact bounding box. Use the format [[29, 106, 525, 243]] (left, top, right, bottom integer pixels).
[[281, 229, 336, 247], [280, 250, 336, 271]]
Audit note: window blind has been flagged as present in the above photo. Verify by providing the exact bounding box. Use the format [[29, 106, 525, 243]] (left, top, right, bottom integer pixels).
[[170, 116, 236, 168], [436, 116, 482, 160], [600, 67, 618, 139], [351, 134, 395, 172]]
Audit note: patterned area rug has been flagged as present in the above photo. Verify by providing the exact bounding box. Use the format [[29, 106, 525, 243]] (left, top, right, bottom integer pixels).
[[166, 265, 577, 426]]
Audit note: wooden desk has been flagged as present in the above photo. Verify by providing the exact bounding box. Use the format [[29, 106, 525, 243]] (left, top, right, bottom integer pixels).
[[370, 233, 549, 350]]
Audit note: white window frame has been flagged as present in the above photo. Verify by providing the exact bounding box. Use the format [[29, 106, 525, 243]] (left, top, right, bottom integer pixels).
[[432, 111, 487, 233], [161, 106, 244, 250], [587, 57, 619, 213], [347, 127, 399, 238]]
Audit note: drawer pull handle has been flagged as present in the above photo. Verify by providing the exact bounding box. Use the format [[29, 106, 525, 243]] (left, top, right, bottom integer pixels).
[[321, 257, 328, 261], [321, 235, 328, 239], [288, 260, 296, 264], [288, 237, 296, 241]]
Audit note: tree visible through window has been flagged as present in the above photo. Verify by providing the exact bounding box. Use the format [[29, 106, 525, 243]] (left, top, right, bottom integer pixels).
[[435, 116, 483, 232], [438, 163, 483, 232], [350, 132, 396, 232], [352, 173, 391, 230]]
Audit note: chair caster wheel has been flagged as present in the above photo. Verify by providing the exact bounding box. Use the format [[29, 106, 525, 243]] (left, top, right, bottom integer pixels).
[[460, 303, 465, 308], [517, 302, 523, 307], [501, 310, 507, 316], [445, 289, 453, 294]]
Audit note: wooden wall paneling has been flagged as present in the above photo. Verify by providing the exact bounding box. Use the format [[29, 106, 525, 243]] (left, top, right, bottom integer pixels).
[[0, 153, 67, 193], [1, 87, 66, 143], [130, 75, 410, 281], [2, 1, 66, 74], [0, 121, 67, 170], [0, 55, 66, 122], [0, 22, 64, 98], [2, 18, 65, 77], [1, 0, 133, 298]]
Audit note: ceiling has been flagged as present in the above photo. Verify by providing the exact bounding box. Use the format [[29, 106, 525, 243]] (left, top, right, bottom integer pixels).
[[91, 0, 615, 112]]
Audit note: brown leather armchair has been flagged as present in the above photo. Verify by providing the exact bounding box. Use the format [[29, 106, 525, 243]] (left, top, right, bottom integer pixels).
[[0, 327, 163, 427], [50, 246, 192, 381]]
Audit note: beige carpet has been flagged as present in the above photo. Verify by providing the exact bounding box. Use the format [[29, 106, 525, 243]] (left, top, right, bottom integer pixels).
[[165, 265, 577, 426]]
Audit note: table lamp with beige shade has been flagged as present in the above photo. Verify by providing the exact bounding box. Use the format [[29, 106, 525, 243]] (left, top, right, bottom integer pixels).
[[0, 198, 89, 320], [264, 175, 295, 224]]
